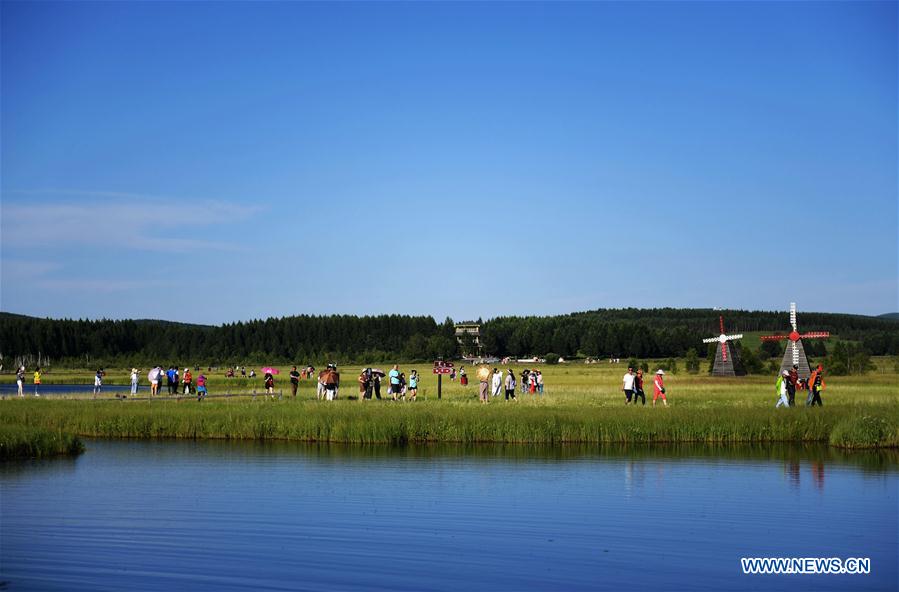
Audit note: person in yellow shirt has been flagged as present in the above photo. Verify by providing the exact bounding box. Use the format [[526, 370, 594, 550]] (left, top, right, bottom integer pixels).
[[33, 367, 42, 397]]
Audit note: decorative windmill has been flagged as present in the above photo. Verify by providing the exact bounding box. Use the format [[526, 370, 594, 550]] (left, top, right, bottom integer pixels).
[[760, 302, 829, 378], [702, 316, 745, 376]]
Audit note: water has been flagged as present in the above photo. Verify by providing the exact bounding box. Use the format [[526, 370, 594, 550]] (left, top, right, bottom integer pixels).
[[1, 441, 896, 591]]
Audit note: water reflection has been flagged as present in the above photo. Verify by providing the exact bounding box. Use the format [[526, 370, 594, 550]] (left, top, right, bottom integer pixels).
[[1, 440, 895, 592]]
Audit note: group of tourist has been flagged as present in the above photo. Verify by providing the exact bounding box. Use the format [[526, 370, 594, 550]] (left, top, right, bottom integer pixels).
[[775, 364, 825, 408], [143, 366, 207, 401], [354, 365, 421, 402], [622, 366, 668, 406]]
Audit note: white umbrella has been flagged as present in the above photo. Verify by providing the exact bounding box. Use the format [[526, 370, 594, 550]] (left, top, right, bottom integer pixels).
[[148, 367, 162, 382]]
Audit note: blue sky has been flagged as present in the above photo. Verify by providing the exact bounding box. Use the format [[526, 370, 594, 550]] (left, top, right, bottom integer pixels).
[[1, 1, 896, 324]]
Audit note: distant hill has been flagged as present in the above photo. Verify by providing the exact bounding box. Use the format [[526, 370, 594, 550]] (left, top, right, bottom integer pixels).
[[0, 312, 211, 330], [877, 313, 899, 321]]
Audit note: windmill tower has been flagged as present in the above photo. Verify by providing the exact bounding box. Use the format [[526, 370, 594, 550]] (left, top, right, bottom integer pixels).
[[760, 302, 829, 379], [702, 316, 745, 376]]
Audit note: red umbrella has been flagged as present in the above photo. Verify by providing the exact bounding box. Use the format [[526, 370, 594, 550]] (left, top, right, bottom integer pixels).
[[261, 367, 280, 375]]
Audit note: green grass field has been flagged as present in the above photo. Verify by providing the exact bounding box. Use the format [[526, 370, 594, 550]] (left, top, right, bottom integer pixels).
[[2, 360, 897, 450]]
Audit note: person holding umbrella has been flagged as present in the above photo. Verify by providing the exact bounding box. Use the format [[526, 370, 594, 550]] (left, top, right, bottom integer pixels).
[[148, 366, 162, 396], [477, 366, 490, 404]]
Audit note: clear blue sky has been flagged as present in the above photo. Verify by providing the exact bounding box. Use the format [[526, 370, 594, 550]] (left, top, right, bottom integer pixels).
[[2, 1, 896, 324]]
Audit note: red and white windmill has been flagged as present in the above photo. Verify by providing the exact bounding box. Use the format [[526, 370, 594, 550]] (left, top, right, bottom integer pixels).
[[760, 302, 829, 378], [702, 316, 744, 376]]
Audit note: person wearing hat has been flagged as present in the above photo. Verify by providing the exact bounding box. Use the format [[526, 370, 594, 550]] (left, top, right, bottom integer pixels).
[[652, 369, 667, 407], [775, 370, 790, 408], [16, 366, 25, 397], [130, 368, 140, 396], [477, 366, 490, 404]]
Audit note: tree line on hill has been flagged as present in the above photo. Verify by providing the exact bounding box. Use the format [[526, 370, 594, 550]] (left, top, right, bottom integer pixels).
[[0, 308, 897, 371]]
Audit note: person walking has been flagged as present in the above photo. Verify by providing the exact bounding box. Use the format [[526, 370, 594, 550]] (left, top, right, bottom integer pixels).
[[33, 367, 42, 397], [400, 372, 408, 400], [196, 374, 208, 401], [408, 370, 419, 401], [130, 368, 139, 396], [536, 371, 544, 395], [775, 370, 790, 408], [520, 369, 529, 394], [93, 368, 104, 398], [477, 366, 490, 404], [389, 364, 401, 401], [622, 366, 636, 405], [264, 371, 275, 397], [528, 370, 537, 394], [787, 364, 799, 407], [182, 368, 193, 396], [358, 368, 370, 402], [652, 369, 667, 407], [289, 366, 301, 398], [808, 364, 825, 407], [491, 368, 503, 397], [16, 366, 25, 397], [167, 366, 178, 395], [504, 369, 517, 401], [323, 363, 339, 401], [373, 372, 382, 400], [317, 367, 327, 400], [150, 366, 161, 397], [633, 369, 646, 406]]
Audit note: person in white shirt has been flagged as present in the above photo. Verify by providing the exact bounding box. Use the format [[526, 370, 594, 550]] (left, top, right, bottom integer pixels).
[[622, 367, 636, 404], [491, 368, 503, 397]]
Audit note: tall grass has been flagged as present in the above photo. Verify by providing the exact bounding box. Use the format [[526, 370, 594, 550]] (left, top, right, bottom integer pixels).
[[0, 423, 85, 459], [2, 397, 896, 448]]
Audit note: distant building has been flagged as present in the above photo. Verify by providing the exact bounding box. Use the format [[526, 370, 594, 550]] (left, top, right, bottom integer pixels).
[[454, 322, 481, 356]]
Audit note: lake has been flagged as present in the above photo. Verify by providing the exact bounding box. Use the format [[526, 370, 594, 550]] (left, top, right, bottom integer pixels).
[[1, 441, 896, 591]]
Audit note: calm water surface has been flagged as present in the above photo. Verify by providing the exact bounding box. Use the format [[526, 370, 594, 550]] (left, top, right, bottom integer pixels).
[[1, 441, 896, 591]]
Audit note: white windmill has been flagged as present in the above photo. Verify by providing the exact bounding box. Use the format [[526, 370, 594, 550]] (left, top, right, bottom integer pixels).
[[761, 302, 829, 378], [702, 315, 745, 376]]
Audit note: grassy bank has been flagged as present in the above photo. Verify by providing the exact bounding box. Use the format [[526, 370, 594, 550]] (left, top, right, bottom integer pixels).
[[2, 396, 897, 448], [0, 423, 85, 459], [3, 365, 897, 449]]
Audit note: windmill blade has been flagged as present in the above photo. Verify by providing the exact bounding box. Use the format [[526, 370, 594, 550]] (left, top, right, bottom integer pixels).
[[800, 331, 830, 339], [724, 333, 743, 341], [760, 335, 789, 342], [790, 302, 797, 331], [702, 337, 718, 343], [792, 340, 799, 365], [719, 316, 725, 335]]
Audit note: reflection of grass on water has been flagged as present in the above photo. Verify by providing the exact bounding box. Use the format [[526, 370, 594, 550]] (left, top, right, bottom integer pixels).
[[0, 423, 85, 459]]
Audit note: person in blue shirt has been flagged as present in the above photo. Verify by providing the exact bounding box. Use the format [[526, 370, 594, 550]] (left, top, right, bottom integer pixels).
[[388, 365, 401, 401]]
